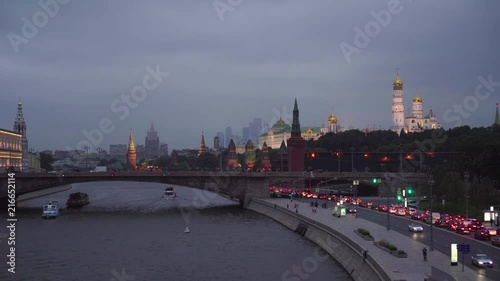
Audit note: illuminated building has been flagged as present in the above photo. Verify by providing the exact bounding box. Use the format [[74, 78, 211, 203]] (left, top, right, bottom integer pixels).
[[391, 69, 442, 134], [0, 128, 22, 172], [244, 139, 256, 171], [260, 142, 272, 172], [126, 130, 137, 170], [198, 131, 207, 157]]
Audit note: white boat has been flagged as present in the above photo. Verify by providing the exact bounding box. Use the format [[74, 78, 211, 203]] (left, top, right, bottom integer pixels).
[[42, 201, 60, 219], [184, 226, 190, 233], [163, 186, 176, 199]]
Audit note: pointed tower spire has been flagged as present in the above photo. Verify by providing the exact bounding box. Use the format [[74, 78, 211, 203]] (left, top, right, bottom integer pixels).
[[126, 129, 137, 170], [495, 102, 500, 125], [150, 121, 155, 131], [13, 97, 29, 171], [291, 98, 301, 137], [198, 131, 207, 157]]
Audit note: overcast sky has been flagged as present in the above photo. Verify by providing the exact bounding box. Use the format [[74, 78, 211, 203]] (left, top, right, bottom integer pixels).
[[1, 0, 499, 152]]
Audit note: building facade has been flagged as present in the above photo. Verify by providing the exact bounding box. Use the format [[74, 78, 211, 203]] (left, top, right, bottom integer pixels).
[[0, 129, 22, 172], [13, 98, 29, 171], [109, 144, 127, 156], [145, 122, 160, 159]]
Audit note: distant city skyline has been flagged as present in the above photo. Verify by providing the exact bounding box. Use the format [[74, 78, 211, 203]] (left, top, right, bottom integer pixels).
[[1, 1, 499, 151]]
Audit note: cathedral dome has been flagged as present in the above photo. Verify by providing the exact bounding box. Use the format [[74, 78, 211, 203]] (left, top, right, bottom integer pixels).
[[393, 74, 403, 88], [328, 112, 337, 124], [272, 117, 290, 132], [413, 94, 422, 103]]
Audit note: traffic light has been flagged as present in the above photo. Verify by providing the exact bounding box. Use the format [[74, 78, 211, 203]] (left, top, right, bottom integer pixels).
[[408, 188, 413, 195], [372, 178, 382, 184], [397, 195, 402, 201]]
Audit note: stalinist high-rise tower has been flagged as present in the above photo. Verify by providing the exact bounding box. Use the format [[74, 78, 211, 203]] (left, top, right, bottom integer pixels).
[[391, 69, 405, 134], [13, 98, 29, 171]]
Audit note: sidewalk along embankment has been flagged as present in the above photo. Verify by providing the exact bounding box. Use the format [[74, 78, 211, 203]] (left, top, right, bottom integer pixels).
[[247, 198, 391, 281], [16, 184, 73, 202]]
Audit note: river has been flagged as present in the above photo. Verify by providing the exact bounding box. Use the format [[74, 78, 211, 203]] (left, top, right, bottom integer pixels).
[[0, 181, 352, 281]]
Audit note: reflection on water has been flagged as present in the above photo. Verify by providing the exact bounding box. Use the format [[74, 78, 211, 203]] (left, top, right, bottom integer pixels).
[[1, 182, 351, 281]]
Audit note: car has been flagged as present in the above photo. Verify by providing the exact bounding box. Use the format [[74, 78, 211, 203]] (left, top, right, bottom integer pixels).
[[396, 208, 406, 216], [471, 254, 493, 267], [411, 213, 421, 220], [474, 229, 490, 240], [485, 227, 497, 236], [347, 208, 356, 213], [409, 223, 424, 232], [457, 224, 472, 234], [492, 236, 500, 247]]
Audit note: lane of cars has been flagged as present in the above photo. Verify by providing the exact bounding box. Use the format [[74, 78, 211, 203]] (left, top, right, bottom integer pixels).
[[356, 201, 500, 268]]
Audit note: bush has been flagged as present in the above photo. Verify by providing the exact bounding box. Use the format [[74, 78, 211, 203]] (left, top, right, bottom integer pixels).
[[378, 240, 398, 251], [357, 228, 370, 236]]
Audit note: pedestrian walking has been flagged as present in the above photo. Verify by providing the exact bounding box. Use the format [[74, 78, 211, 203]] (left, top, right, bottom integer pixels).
[[287, 204, 289, 209], [422, 247, 427, 261]]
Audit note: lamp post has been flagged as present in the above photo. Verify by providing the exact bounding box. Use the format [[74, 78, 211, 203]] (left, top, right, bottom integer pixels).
[[336, 149, 342, 172], [386, 178, 390, 230], [353, 179, 359, 218], [428, 174, 435, 251], [349, 147, 355, 172], [464, 172, 469, 219]]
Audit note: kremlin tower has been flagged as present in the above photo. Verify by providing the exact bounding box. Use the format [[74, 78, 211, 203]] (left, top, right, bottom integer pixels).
[[126, 129, 137, 170], [391, 68, 405, 134], [198, 131, 207, 157], [244, 140, 256, 171], [286, 99, 306, 171], [13, 98, 29, 171], [226, 139, 239, 170], [260, 142, 272, 172]]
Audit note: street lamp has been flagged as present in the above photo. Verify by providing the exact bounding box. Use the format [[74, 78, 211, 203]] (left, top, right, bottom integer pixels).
[[464, 172, 469, 219], [428, 174, 435, 251], [336, 149, 343, 172], [353, 179, 359, 218], [349, 147, 355, 172]]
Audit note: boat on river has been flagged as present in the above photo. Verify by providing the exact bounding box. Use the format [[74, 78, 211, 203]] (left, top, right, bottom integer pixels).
[[163, 186, 176, 199], [42, 201, 60, 219], [66, 192, 89, 208]]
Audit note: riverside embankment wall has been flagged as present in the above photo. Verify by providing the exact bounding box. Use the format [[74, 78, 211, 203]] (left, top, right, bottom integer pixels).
[[247, 199, 391, 281]]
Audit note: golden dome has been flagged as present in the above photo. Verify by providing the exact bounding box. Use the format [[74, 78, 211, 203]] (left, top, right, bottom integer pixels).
[[413, 94, 422, 103], [393, 68, 403, 87], [277, 117, 285, 125], [328, 112, 337, 124]]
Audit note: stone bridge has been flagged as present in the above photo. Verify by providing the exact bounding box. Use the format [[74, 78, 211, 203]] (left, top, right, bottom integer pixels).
[[0, 171, 427, 207]]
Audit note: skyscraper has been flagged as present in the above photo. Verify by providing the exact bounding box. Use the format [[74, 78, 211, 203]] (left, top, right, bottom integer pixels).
[[13, 98, 29, 171], [214, 136, 220, 150], [242, 127, 249, 143], [286, 99, 306, 172], [249, 118, 262, 143], [145, 121, 160, 159], [216, 132, 225, 148], [225, 127, 232, 148]]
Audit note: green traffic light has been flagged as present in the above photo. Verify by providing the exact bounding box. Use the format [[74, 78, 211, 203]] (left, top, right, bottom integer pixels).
[[408, 189, 412, 194], [372, 178, 377, 183]]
